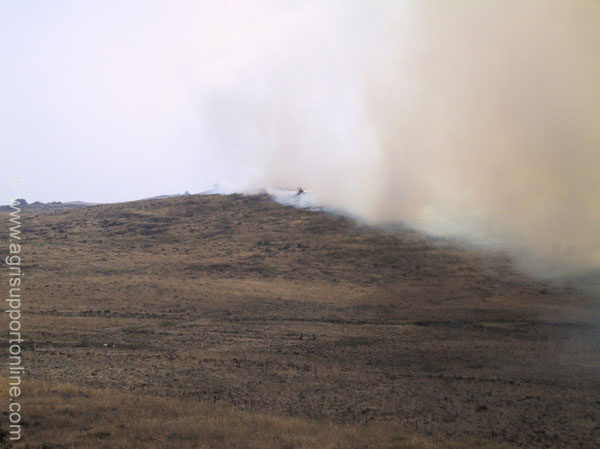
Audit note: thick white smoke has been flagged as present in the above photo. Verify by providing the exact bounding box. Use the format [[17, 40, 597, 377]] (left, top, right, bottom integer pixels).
[[201, 0, 600, 277]]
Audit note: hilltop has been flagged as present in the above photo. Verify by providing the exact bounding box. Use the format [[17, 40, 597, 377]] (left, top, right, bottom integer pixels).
[[0, 199, 96, 213]]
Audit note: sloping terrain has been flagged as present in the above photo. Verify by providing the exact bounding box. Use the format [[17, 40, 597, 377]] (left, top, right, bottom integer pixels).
[[2, 193, 599, 448], [0, 200, 95, 214], [0, 378, 518, 449]]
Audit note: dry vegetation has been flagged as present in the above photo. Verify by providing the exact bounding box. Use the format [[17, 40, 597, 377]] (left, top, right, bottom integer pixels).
[[1, 193, 599, 448], [0, 378, 519, 449]]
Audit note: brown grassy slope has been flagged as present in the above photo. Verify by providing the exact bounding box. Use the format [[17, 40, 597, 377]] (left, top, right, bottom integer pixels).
[[0, 378, 519, 449], [1, 193, 599, 448]]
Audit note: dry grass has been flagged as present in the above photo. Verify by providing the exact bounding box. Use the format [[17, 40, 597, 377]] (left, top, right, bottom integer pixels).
[[0, 378, 516, 449], [1, 194, 598, 448]]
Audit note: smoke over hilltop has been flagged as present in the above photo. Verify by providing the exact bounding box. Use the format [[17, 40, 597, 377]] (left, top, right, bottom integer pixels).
[[202, 1, 600, 277], [3, 1, 599, 277]]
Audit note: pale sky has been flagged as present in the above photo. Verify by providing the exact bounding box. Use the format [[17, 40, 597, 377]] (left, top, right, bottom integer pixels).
[[1, 0, 379, 203]]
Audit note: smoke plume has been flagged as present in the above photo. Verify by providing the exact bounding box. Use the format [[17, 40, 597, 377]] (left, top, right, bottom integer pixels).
[[202, 0, 600, 277], [3, 0, 599, 277]]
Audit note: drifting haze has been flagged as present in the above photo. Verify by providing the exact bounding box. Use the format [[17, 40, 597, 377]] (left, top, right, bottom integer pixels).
[[1, 0, 599, 276]]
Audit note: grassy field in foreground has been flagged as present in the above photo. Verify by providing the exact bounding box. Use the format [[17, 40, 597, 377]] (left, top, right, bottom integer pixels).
[[0, 378, 516, 449], [1, 194, 597, 448]]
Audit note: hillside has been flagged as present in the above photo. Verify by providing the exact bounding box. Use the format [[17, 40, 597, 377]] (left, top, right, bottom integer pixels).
[[2, 193, 599, 448], [0, 200, 95, 214]]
